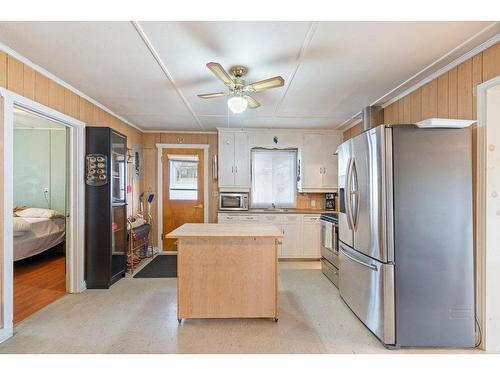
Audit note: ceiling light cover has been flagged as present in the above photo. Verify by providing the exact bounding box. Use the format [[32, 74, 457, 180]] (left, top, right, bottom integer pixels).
[[227, 96, 248, 114]]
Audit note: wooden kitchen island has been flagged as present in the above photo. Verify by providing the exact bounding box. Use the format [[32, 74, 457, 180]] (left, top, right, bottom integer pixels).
[[166, 223, 283, 322]]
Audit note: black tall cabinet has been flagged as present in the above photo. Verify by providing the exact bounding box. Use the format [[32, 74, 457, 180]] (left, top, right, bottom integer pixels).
[[85, 127, 128, 288]]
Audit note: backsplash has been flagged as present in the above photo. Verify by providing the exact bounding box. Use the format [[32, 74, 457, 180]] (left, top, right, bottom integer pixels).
[[296, 193, 327, 210], [217, 192, 337, 210]]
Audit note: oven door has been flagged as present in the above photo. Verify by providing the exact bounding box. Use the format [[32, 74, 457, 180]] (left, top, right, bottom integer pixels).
[[321, 220, 338, 268], [219, 194, 247, 211]]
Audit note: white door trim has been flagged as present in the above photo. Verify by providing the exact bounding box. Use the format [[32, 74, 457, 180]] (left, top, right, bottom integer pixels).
[[156, 143, 210, 252], [0, 88, 86, 343], [476, 74, 500, 352]]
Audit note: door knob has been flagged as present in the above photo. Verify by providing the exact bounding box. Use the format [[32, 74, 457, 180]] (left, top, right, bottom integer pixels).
[[194, 204, 204, 209]]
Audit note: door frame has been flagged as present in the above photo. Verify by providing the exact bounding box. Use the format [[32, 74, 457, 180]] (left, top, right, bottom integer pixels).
[[0, 88, 86, 343], [156, 143, 209, 253], [476, 74, 500, 352]]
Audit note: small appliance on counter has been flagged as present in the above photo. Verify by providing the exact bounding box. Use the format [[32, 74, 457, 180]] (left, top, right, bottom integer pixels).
[[325, 193, 337, 211], [320, 213, 339, 287], [219, 192, 249, 211]]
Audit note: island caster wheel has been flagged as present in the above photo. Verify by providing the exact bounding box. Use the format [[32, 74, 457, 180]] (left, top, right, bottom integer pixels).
[[274, 318, 278, 322], [178, 318, 182, 324]]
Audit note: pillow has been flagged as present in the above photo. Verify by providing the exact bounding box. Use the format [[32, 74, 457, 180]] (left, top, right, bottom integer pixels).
[[13, 205, 27, 214], [15, 207, 65, 219]]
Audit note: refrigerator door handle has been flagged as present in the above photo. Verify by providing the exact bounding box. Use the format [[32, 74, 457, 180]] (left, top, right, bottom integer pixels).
[[350, 159, 360, 229], [346, 158, 356, 230], [340, 246, 378, 272], [345, 157, 354, 230]]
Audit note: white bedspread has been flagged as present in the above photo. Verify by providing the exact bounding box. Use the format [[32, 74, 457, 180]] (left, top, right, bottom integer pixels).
[[14, 217, 66, 261], [13, 217, 32, 236]]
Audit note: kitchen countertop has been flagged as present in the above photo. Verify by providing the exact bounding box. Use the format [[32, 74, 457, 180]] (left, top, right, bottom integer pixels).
[[219, 209, 339, 215], [166, 223, 283, 238]]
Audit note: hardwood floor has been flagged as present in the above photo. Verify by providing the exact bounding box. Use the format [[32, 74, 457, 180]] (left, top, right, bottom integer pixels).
[[14, 251, 66, 324]]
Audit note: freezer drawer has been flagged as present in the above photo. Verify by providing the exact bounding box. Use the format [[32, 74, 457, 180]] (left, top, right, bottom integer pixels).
[[321, 259, 339, 287], [339, 242, 395, 345]]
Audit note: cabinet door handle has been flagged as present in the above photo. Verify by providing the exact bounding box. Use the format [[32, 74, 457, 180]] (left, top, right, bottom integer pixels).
[[232, 166, 234, 173], [235, 166, 238, 173], [324, 167, 327, 174]]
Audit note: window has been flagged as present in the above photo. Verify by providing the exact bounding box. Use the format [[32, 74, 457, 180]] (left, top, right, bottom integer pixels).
[[168, 154, 198, 200], [251, 149, 297, 208]]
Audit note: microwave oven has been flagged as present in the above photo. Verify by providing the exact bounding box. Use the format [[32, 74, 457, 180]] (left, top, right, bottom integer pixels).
[[219, 192, 249, 211]]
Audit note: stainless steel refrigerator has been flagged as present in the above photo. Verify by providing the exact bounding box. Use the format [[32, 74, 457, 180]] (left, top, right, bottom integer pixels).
[[337, 124, 475, 348]]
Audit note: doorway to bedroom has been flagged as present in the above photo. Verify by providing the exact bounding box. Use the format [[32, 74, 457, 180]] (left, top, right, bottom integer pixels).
[[12, 107, 69, 324]]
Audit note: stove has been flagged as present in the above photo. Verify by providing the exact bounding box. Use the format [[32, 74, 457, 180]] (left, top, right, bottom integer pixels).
[[320, 213, 339, 287]]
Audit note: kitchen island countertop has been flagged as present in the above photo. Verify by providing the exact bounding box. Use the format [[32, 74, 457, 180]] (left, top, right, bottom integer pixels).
[[166, 223, 283, 238]]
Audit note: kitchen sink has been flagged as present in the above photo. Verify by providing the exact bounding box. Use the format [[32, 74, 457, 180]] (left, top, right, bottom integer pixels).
[[252, 208, 288, 212]]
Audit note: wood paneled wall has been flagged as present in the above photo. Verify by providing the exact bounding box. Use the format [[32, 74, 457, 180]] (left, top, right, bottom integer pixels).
[[383, 42, 500, 125], [343, 42, 500, 140], [342, 122, 364, 141], [142, 133, 219, 247], [0, 51, 143, 216]]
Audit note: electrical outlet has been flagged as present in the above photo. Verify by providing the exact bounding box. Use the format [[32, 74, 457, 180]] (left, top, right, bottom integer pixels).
[[311, 200, 316, 208]]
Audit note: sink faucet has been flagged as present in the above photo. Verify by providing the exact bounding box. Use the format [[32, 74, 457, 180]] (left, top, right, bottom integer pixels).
[[271, 203, 276, 209]]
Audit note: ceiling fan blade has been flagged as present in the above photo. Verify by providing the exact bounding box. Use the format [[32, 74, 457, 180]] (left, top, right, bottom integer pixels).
[[197, 92, 227, 99], [245, 76, 285, 92], [244, 95, 260, 109], [206, 62, 234, 88]]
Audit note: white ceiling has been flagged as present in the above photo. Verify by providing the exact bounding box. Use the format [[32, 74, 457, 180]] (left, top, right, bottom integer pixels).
[[0, 21, 498, 131]]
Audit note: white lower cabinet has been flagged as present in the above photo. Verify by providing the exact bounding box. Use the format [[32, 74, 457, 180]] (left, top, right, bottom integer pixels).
[[281, 223, 303, 257], [217, 212, 321, 259], [302, 215, 321, 257], [217, 214, 238, 223]]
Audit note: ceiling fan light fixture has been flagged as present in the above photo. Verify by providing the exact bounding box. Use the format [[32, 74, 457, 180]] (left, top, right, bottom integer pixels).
[[227, 96, 248, 114]]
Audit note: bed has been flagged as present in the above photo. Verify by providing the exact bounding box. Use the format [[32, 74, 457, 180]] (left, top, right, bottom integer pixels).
[[13, 213, 66, 261]]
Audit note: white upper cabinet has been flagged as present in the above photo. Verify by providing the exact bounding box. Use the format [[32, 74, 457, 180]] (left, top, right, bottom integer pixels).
[[300, 133, 342, 192], [218, 131, 250, 190], [321, 134, 342, 188], [218, 128, 342, 192], [233, 132, 250, 187], [218, 132, 236, 188], [301, 134, 324, 190]]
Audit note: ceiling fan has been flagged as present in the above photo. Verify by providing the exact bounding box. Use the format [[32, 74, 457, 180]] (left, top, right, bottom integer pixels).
[[197, 62, 285, 113]]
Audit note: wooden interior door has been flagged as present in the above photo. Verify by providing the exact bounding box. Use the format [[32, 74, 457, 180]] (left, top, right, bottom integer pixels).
[[163, 148, 205, 251]]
